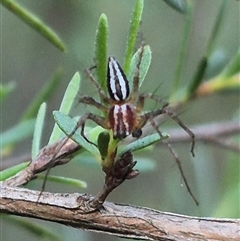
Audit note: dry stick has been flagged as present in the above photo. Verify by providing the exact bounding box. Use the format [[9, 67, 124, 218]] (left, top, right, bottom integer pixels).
[[0, 186, 239, 241], [203, 137, 240, 152], [158, 121, 240, 153], [2, 137, 80, 187]]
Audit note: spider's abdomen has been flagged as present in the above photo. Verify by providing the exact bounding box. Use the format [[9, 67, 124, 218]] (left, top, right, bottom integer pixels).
[[108, 103, 137, 139]]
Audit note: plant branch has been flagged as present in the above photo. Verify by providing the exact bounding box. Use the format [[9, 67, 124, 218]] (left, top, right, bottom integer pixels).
[[2, 138, 81, 187], [0, 185, 239, 241], [124, 120, 240, 153], [162, 121, 240, 152], [1, 121, 239, 172]]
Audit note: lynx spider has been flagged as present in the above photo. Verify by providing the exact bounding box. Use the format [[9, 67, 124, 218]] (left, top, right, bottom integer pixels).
[[68, 45, 197, 204]]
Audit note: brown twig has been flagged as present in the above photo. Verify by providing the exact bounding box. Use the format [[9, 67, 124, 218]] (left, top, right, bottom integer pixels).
[[161, 121, 240, 152], [2, 121, 239, 171], [2, 138, 81, 187], [90, 151, 139, 209], [0, 185, 239, 241]]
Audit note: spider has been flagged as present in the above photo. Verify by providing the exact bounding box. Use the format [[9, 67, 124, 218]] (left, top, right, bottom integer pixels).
[[71, 45, 198, 205], [75, 45, 195, 157]]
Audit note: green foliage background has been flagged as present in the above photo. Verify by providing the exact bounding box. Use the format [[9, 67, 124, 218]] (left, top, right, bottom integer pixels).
[[1, 0, 239, 241]]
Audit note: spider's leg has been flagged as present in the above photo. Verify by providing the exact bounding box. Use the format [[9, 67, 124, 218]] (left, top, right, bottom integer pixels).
[[137, 93, 195, 156], [161, 108, 195, 157], [80, 96, 108, 113], [137, 107, 165, 129], [136, 94, 144, 113], [139, 93, 169, 108], [130, 45, 145, 103], [148, 117, 198, 205], [75, 112, 110, 146], [84, 69, 111, 104], [129, 94, 165, 138]]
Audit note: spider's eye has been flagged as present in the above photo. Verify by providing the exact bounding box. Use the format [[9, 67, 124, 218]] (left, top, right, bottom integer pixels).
[[107, 57, 130, 101], [132, 128, 142, 138]]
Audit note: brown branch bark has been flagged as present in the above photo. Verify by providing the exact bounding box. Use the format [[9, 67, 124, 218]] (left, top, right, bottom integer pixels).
[[1, 121, 239, 240], [0, 185, 239, 241]]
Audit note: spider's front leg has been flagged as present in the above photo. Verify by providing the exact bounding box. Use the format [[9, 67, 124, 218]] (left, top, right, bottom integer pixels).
[[131, 94, 165, 138], [84, 69, 112, 105], [129, 45, 145, 103], [74, 112, 110, 146], [79, 96, 109, 113]]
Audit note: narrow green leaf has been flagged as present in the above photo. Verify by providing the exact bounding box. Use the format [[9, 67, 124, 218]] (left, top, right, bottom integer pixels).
[[0, 119, 35, 149], [186, 0, 228, 99], [205, 0, 228, 56], [123, 0, 144, 75], [196, 74, 240, 95], [162, 0, 188, 13], [97, 131, 110, 160], [0, 162, 29, 181], [94, 14, 108, 91], [128, 45, 152, 88], [171, 2, 193, 99], [32, 102, 46, 158], [1, 0, 66, 52], [204, 50, 228, 79], [4, 216, 62, 241], [53, 111, 100, 161], [38, 175, 87, 188], [0, 82, 16, 102], [220, 49, 240, 79], [187, 57, 208, 98], [119, 133, 168, 156], [49, 72, 81, 144], [21, 68, 63, 121]]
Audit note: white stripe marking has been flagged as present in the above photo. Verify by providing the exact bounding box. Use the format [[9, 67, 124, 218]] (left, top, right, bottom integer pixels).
[[109, 57, 128, 100], [121, 104, 130, 135], [113, 105, 120, 134]]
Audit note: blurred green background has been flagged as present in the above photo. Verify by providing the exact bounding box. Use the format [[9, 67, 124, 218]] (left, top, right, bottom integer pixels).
[[1, 0, 239, 241]]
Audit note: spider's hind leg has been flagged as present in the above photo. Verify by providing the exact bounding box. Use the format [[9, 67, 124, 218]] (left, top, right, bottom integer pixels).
[[161, 107, 195, 157], [148, 116, 198, 205], [137, 92, 195, 157]]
